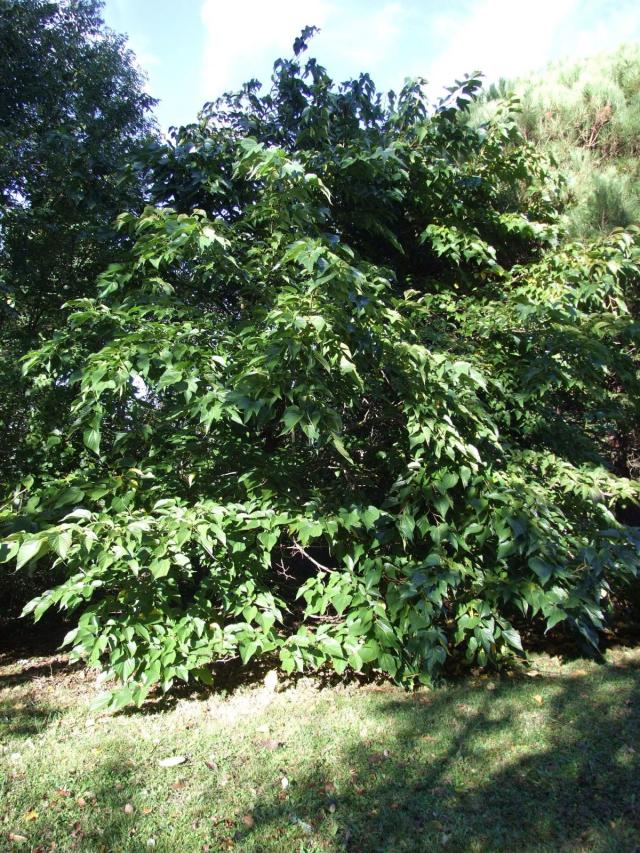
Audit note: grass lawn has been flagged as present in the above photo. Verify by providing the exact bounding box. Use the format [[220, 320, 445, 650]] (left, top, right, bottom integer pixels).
[[1, 644, 639, 852]]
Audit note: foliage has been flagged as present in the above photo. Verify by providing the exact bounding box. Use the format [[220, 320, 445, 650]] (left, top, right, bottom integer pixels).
[[0, 0, 156, 491], [478, 44, 640, 237], [1, 30, 639, 708]]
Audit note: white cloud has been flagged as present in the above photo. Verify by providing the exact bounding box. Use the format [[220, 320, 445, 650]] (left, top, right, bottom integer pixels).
[[200, 0, 330, 98], [568, 7, 640, 59], [423, 0, 579, 95], [199, 0, 406, 100], [197, 0, 639, 111], [127, 34, 160, 70], [329, 3, 405, 69]]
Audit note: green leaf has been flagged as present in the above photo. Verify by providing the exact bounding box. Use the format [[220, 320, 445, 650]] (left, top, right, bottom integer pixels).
[[149, 558, 171, 579], [321, 637, 343, 658], [332, 657, 348, 674], [339, 355, 356, 374], [359, 640, 380, 663], [282, 406, 303, 432], [331, 593, 351, 615], [528, 557, 554, 584], [0, 542, 19, 564], [397, 511, 415, 542], [361, 506, 381, 530], [500, 626, 523, 651], [16, 538, 48, 570], [157, 366, 183, 389], [53, 531, 73, 560], [331, 433, 352, 462], [83, 427, 101, 455], [240, 640, 259, 664], [53, 487, 85, 508], [545, 608, 567, 631]]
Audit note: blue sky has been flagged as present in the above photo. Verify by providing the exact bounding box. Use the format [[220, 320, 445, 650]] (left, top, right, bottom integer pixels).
[[103, 0, 640, 130]]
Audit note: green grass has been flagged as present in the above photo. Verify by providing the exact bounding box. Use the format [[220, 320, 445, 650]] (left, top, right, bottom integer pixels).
[[1, 648, 639, 852]]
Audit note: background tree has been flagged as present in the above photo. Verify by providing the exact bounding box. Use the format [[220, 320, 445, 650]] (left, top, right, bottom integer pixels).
[[1, 30, 639, 709], [0, 0, 156, 507], [474, 44, 640, 482], [477, 44, 640, 239]]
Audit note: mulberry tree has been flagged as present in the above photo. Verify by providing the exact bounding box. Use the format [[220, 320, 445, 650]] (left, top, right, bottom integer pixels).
[[2, 31, 639, 708]]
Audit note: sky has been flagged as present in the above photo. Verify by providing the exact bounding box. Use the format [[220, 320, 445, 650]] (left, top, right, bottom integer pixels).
[[103, 0, 640, 130]]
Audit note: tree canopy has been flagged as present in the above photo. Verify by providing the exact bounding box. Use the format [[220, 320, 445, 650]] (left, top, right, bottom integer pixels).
[[1, 21, 639, 709], [0, 0, 156, 493]]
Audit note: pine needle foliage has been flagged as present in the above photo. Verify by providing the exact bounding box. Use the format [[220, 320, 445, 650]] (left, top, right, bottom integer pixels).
[[479, 44, 640, 237]]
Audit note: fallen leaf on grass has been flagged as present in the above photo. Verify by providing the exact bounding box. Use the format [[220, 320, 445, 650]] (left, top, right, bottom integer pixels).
[[242, 814, 255, 828], [76, 797, 86, 808], [533, 694, 544, 705], [23, 810, 38, 822], [257, 739, 281, 751], [142, 806, 153, 815], [8, 833, 28, 843], [159, 755, 187, 768], [124, 803, 134, 815]]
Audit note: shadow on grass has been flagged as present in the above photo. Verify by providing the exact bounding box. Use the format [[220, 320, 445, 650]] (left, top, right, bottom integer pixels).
[[6, 755, 145, 853], [0, 657, 83, 689], [0, 697, 63, 739], [243, 667, 640, 852], [5, 662, 640, 852]]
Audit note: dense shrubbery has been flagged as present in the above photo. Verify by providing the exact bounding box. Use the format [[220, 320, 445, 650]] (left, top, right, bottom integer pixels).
[[1, 17, 639, 708]]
